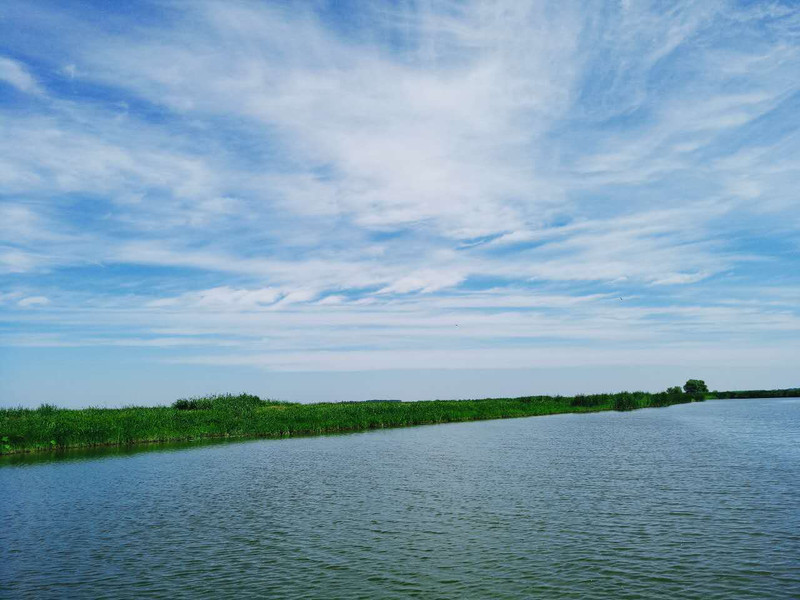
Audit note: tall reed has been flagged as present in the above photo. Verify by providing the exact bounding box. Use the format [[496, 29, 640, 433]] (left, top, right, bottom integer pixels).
[[0, 387, 711, 455]]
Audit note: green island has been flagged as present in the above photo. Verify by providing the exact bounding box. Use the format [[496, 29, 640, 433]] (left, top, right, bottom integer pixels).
[[1, 380, 798, 456]]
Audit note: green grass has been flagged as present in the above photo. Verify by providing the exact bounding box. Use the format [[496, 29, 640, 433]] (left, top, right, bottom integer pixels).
[[708, 388, 800, 399], [0, 387, 714, 456]]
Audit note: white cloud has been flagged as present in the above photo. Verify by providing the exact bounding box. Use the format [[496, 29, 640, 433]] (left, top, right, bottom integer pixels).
[[61, 63, 77, 79], [18, 296, 49, 307], [651, 272, 710, 286], [0, 0, 798, 385], [0, 56, 42, 94], [0, 248, 46, 274], [377, 269, 466, 295], [52, 1, 583, 238], [149, 286, 282, 309]]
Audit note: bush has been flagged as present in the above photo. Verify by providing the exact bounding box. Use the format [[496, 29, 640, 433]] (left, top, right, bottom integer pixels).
[[173, 397, 214, 410], [172, 394, 268, 411], [649, 387, 688, 408], [570, 394, 606, 407], [613, 393, 639, 411]]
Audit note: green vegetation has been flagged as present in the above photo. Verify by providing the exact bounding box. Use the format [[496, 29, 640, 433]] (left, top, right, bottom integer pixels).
[[683, 378, 709, 400], [1, 383, 795, 456], [570, 391, 658, 411], [709, 388, 800, 399]]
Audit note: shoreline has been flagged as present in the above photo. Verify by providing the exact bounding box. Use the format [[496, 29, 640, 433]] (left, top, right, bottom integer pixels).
[[2, 387, 798, 457]]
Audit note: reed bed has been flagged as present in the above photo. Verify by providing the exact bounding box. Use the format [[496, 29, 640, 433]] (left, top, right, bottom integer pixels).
[[0, 387, 711, 455], [709, 388, 800, 399]]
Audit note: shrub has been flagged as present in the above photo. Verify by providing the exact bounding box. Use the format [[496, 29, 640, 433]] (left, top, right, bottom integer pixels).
[[173, 397, 214, 410], [649, 387, 688, 407], [172, 394, 268, 411], [570, 394, 606, 407], [613, 393, 639, 411]]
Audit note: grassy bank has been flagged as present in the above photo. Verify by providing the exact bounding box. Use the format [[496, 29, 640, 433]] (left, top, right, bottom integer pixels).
[[708, 387, 800, 399], [0, 386, 719, 456]]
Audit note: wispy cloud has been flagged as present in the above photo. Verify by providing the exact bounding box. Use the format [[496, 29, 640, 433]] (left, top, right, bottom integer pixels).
[[1, 0, 798, 400], [17, 296, 49, 308], [0, 56, 43, 94]]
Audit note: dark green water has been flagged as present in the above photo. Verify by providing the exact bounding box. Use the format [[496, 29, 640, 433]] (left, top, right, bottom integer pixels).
[[2, 398, 798, 599]]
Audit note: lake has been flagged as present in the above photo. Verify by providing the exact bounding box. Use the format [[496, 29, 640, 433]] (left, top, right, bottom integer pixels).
[[1, 398, 798, 599]]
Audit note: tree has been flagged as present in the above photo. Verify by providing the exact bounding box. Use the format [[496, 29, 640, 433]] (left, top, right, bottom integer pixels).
[[684, 379, 708, 400]]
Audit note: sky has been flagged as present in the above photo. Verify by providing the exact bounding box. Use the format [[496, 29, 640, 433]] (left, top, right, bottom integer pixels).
[[1, 0, 799, 407]]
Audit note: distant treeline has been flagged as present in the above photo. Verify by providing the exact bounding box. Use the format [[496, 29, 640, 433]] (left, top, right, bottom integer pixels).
[[709, 388, 800, 399], [570, 386, 691, 410], [0, 384, 793, 456]]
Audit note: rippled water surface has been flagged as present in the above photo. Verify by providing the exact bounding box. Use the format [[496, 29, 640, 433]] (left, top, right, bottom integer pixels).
[[2, 398, 798, 599]]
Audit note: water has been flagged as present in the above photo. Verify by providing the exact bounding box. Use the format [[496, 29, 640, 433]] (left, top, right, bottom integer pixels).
[[2, 398, 798, 599]]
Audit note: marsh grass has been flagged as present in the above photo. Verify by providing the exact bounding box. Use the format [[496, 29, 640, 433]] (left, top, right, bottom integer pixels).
[[0, 388, 706, 455], [709, 388, 800, 399]]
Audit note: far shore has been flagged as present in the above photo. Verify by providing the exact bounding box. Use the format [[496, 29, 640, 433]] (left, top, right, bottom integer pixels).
[[1, 386, 797, 456]]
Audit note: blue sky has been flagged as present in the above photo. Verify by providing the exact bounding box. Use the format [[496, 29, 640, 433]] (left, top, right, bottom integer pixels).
[[1, 0, 799, 407]]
